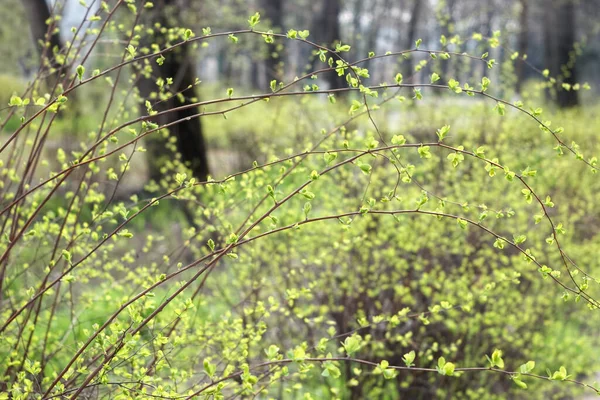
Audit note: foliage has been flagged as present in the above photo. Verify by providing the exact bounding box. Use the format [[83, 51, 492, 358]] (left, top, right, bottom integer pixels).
[[0, 2, 599, 400]]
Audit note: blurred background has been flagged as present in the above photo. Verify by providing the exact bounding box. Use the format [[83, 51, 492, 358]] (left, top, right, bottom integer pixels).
[[3, 0, 599, 183], [3, 2, 600, 399], [2, 0, 600, 104]]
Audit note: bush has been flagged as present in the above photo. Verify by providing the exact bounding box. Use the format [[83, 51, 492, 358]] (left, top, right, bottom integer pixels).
[[0, 5, 599, 400]]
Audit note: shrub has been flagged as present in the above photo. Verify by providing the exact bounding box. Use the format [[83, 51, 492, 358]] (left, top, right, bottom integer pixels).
[[0, 4, 599, 400]]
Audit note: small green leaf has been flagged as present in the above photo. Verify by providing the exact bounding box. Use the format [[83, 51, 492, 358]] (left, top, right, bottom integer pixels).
[[490, 349, 504, 368], [248, 11, 260, 28], [359, 163, 372, 175], [324, 151, 338, 165], [394, 73, 403, 85], [519, 361, 535, 374], [391, 135, 406, 145], [513, 377, 528, 389], [418, 145, 431, 159], [402, 351, 416, 367], [435, 125, 450, 141], [183, 28, 194, 40], [298, 30, 310, 39], [76, 65, 85, 81], [342, 335, 361, 355]]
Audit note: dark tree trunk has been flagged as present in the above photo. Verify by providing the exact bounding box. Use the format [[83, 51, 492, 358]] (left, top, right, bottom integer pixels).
[[312, 0, 346, 90], [544, 0, 578, 108], [262, 0, 283, 85], [479, 0, 493, 80], [440, 0, 456, 80], [22, 0, 66, 86], [515, 0, 528, 94], [361, 0, 389, 74], [403, 0, 422, 82], [137, 0, 209, 183]]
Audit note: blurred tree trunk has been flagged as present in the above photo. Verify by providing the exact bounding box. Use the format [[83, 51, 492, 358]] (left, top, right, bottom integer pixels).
[[137, 0, 209, 183], [311, 0, 346, 90], [440, 0, 456, 79], [263, 0, 283, 85], [22, 0, 66, 88], [479, 0, 493, 79], [361, 0, 389, 73], [515, 0, 528, 94], [544, 0, 578, 108], [403, 0, 421, 82]]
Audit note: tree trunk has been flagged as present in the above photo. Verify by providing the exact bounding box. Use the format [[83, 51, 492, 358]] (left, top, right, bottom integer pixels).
[[544, 0, 578, 108], [262, 0, 283, 85], [403, 0, 422, 82], [515, 0, 528, 94], [137, 0, 209, 183], [311, 0, 346, 90], [22, 0, 66, 87]]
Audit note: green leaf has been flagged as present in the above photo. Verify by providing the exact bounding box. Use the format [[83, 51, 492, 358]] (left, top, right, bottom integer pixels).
[[519, 361, 535, 374], [265, 344, 280, 360], [359, 163, 372, 175], [226, 233, 238, 244], [394, 73, 403, 85], [183, 28, 194, 40], [418, 145, 431, 159], [437, 357, 446, 370], [303, 202, 311, 219], [298, 30, 310, 39], [494, 102, 506, 116], [436, 357, 455, 376], [248, 12, 260, 28], [402, 351, 416, 367], [62, 249, 72, 262], [513, 377, 528, 389], [336, 43, 351, 52], [8, 95, 23, 106], [382, 368, 397, 379], [391, 135, 406, 145], [203, 359, 216, 378], [322, 360, 341, 378], [324, 152, 338, 165], [301, 190, 316, 200], [550, 366, 568, 381], [415, 38, 422, 48], [76, 65, 85, 81], [513, 234, 526, 245], [490, 349, 504, 368], [342, 335, 361, 355], [126, 44, 137, 58], [481, 76, 490, 92], [443, 362, 455, 376], [430, 72, 440, 83], [448, 79, 462, 93]]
